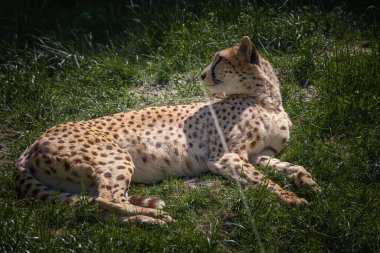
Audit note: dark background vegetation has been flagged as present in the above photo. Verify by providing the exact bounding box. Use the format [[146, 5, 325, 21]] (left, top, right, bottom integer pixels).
[[1, 0, 379, 252], [1, 0, 379, 45]]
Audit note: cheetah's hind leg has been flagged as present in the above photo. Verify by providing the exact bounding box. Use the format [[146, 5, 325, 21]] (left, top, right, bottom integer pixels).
[[92, 146, 173, 225], [97, 197, 173, 226]]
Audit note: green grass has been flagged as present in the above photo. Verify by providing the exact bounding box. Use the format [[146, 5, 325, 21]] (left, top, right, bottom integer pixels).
[[1, 1, 380, 252]]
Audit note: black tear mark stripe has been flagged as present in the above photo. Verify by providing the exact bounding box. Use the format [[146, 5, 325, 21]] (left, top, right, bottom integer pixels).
[[211, 57, 223, 84]]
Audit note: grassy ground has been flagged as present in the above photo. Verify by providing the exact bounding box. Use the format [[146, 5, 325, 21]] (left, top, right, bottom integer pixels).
[[1, 1, 380, 252]]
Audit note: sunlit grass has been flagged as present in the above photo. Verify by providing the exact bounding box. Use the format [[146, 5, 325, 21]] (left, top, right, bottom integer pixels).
[[0, 1, 379, 252]]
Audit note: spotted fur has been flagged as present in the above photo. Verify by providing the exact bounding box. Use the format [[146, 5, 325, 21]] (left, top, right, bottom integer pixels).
[[15, 36, 319, 225]]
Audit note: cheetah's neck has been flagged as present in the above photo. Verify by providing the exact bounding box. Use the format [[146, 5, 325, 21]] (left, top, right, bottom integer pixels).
[[251, 78, 283, 112]]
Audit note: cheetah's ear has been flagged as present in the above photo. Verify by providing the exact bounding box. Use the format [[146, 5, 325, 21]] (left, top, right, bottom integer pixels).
[[238, 36, 260, 65]]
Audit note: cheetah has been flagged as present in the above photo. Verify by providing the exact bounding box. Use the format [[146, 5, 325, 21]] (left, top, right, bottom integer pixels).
[[15, 36, 319, 225]]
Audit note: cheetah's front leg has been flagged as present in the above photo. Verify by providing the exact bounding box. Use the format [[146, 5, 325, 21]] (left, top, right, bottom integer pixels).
[[252, 149, 319, 193], [207, 153, 308, 206]]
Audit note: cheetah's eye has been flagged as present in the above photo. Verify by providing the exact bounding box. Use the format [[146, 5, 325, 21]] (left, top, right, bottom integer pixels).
[[212, 56, 223, 71]]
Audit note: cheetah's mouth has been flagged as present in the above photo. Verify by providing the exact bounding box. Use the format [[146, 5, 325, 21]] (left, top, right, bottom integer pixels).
[[207, 79, 222, 86]]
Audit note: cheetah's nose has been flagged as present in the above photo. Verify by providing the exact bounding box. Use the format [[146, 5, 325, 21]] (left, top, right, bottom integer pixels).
[[200, 72, 207, 80]]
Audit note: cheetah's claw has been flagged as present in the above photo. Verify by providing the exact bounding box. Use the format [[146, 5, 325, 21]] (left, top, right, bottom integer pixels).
[[295, 174, 320, 194]]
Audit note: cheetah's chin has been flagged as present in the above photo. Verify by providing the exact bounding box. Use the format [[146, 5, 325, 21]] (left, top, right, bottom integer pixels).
[[205, 82, 222, 86]]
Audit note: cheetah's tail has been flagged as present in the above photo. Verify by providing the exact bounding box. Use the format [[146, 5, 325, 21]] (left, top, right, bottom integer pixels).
[[127, 195, 166, 209]]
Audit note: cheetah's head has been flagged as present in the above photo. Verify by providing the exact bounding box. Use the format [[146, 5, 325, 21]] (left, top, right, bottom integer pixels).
[[201, 36, 279, 96]]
